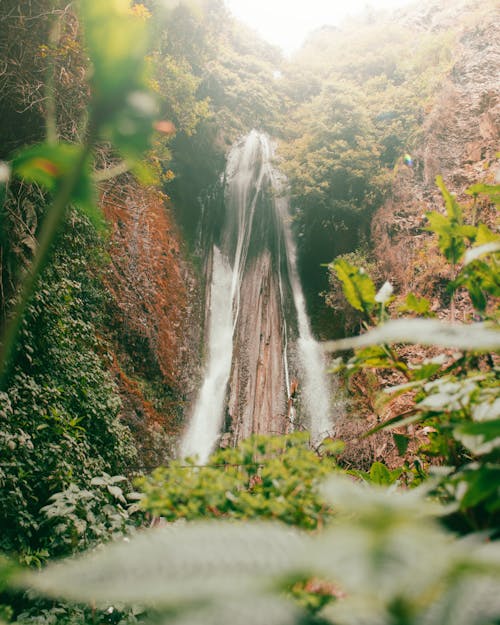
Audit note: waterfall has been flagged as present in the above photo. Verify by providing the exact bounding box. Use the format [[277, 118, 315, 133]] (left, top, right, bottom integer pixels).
[[181, 130, 334, 462], [285, 249, 333, 443], [180, 247, 234, 463], [269, 156, 333, 444]]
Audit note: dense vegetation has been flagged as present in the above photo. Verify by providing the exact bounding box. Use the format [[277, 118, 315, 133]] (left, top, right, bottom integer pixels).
[[277, 0, 496, 327], [0, 0, 499, 624], [0, 0, 282, 563]]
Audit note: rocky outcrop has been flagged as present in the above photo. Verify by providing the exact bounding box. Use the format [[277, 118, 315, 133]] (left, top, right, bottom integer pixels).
[[101, 179, 201, 465], [373, 2, 499, 304], [420, 12, 499, 191], [228, 250, 289, 443]]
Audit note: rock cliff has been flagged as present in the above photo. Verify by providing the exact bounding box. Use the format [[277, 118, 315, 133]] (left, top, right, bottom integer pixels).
[[372, 1, 499, 306], [101, 179, 201, 467]]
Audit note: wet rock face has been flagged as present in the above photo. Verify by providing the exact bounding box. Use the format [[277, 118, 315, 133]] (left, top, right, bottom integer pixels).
[[228, 250, 289, 444], [184, 131, 333, 460]]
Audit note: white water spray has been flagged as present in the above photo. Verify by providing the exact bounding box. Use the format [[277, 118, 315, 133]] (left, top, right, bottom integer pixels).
[[180, 247, 233, 463], [270, 157, 333, 443]]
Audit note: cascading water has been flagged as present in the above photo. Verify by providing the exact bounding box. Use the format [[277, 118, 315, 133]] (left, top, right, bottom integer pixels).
[[181, 130, 335, 462], [273, 173, 333, 443], [180, 247, 233, 462]]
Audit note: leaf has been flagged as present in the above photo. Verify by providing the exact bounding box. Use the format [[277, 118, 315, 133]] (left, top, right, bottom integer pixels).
[[464, 241, 500, 265], [459, 467, 500, 509], [365, 412, 424, 436], [323, 319, 500, 352], [475, 223, 500, 246], [320, 475, 441, 519], [454, 420, 500, 455], [90, 476, 107, 486], [393, 433, 410, 456], [436, 175, 463, 222], [332, 258, 376, 315], [80, 0, 158, 159], [103, 90, 159, 159], [426, 211, 466, 265], [459, 224, 478, 241], [164, 595, 301, 625], [350, 345, 395, 369], [453, 260, 500, 311], [13, 144, 65, 185], [466, 183, 500, 206], [398, 292, 432, 316], [369, 462, 392, 486], [315, 477, 453, 603], [107, 485, 126, 503], [409, 362, 444, 381], [0, 555, 19, 592], [22, 522, 308, 605], [456, 420, 500, 441], [11, 144, 103, 230], [80, 0, 150, 107], [422, 576, 500, 625]]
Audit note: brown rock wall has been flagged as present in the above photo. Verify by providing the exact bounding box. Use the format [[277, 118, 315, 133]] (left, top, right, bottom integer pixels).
[[228, 251, 289, 443]]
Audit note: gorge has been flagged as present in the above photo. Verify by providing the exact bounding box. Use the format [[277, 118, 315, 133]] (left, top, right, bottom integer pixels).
[[0, 0, 498, 578]]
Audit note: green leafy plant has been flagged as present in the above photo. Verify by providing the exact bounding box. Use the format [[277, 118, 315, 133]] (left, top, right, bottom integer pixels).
[[331, 259, 376, 319], [13, 476, 500, 625], [138, 433, 343, 530], [0, 213, 138, 558], [0, 0, 161, 569], [40, 474, 144, 556], [349, 460, 402, 486], [137, 433, 346, 615], [0, 0, 157, 387], [326, 177, 500, 533]]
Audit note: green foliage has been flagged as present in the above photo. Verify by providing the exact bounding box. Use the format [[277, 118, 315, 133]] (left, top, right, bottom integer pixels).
[[0, 212, 138, 558], [277, 13, 462, 307], [331, 259, 376, 317], [426, 176, 474, 267], [323, 249, 382, 335], [329, 256, 398, 334], [327, 318, 500, 352], [137, 434, 343, 615], [416, 374, 500, 527], [0, 0, 158, 384], [14, 600, 144, 625], [466, 182, 500, 207], [21, 521, 306, 608], [11, 144, 95, 220], [200, 35, 282, 136], [0, 0, 167, 565], [40, 475, 144, 556], [1, 5, 499, 625], [350, 461, 402, 486], [138, 433, 341, 530], [397, 292, 433, 316], [327, 177, 500, 533], [17, 476, 500, 625], [426, 177, 500, 315], [80, 0, 157, 159], [0, 556, 19, 593]]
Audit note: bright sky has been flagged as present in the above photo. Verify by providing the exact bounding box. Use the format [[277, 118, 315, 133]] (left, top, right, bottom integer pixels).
[[224, 0, 416, 55]]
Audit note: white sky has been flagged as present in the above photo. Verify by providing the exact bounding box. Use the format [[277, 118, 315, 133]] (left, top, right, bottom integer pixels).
[[224, 0, 416, 55]]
